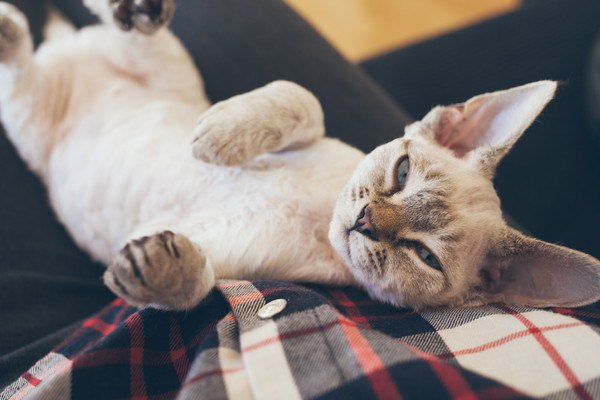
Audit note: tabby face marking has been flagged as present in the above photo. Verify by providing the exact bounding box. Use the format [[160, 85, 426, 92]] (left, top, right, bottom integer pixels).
[[331, 136, 498, 309]]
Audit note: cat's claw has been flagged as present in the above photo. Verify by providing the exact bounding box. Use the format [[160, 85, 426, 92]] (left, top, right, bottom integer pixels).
[[104, 231, 214, 310], [0, 3, 28, 61], [110, 0, 174, 34]]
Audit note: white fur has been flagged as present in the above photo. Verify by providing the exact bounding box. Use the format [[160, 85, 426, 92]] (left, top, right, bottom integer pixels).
[[0, 2, 361, 290]]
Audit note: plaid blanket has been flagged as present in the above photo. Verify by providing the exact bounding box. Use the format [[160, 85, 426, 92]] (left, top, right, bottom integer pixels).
[[3, 280, 600, 399]]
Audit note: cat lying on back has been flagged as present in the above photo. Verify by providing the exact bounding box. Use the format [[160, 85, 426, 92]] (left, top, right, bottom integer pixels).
[[1, 0, 599, 311]]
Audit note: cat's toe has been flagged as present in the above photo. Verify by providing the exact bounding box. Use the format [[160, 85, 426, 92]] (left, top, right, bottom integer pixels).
[[104, 269, 136, 302], [132, 0, 174, 34], [192, 122, 252, 166], [110, 0, 134, 31], [192, 95, 286, 166], [110, 0, 174, 34], [105, 231, 214, 310], [192, 106, 271, 166], [0, 3, 28, 61]]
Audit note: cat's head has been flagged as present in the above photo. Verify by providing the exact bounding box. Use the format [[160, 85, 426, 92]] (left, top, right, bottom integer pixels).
[[330, 81, 600, 310]]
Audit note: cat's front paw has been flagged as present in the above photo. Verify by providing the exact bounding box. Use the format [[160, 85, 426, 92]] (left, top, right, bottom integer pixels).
[[110, 0, 174, 34], [104, 231, 214, 310], [0, 3, 29, 61], [192, 101, 283, 166]]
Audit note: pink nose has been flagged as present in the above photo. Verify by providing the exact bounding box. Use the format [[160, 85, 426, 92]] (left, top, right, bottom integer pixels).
[[351, 205, 379, 241]]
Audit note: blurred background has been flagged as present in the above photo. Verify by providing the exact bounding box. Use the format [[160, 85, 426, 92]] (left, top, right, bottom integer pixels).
[[286, 0, 519, 61]]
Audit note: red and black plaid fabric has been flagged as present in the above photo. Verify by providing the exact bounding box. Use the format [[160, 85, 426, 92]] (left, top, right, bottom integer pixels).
[[3, 280, 600, 399]]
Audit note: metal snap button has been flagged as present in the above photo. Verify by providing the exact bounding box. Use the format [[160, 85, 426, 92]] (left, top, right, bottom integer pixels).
[[257, 299, 287, 320]]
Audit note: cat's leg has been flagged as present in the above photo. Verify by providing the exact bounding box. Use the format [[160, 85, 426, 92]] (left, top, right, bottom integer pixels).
[[0, 3, 30, 62], [104, 231, 215, 310], [0, 3, 56, 173], [84, 0, 207, 104], [192, 80, 325, 166]]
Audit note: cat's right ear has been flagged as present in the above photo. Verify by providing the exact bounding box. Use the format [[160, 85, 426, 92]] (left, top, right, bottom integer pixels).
[[405, 81, 558, 178]]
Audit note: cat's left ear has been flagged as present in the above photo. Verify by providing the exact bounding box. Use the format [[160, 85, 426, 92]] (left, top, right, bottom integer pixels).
[[407, 81, 558, 177], [478, 228, 600, 308]]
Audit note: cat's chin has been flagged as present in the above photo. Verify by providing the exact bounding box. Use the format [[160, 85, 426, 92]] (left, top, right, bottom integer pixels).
[[329, 219, 388, 297], [345, 264, 412, 309]]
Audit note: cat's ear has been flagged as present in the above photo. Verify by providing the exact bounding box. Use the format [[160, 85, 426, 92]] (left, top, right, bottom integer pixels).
[[478, 228, 600, 308], [407, 81, 558, 177]]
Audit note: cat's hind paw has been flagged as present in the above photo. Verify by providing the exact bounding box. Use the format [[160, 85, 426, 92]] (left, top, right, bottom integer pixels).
[[104, 231, 214, 310], [110, 0, 174, 34], [0, 3, 29, 61]]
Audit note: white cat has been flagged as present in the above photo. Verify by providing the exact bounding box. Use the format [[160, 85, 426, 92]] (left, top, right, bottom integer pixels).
[[1, 0, 599, 311]]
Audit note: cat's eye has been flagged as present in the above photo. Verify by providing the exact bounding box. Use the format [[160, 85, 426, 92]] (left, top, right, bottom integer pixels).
[[395, 156, 410, 192], [415, 243, 443, 272]]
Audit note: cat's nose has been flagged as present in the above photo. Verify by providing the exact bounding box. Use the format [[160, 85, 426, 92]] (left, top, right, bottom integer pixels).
[[351, 205, 379, 241]]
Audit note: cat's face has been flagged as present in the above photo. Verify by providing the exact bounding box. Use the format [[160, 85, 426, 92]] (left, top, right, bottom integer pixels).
[[330, 135, 501, 309], [330, 81, 600, 310]]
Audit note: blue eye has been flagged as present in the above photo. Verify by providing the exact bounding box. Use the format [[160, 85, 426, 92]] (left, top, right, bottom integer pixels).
[[395, 156, 410, 191], [415, 243, 443, 271]]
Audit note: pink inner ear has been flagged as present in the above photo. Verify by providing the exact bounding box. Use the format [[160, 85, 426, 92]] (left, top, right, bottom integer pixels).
[[425, 81, 558, 161], [436, 97, 508, 158]]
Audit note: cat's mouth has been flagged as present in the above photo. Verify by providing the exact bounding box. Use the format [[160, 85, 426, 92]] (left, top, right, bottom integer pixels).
[[329, 202, 381, 277], [348, 205, 379, 242], [336, 209, 368, 257]]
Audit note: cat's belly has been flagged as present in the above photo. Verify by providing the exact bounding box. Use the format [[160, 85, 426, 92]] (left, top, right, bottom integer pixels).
[[46, 114, 363, 281]]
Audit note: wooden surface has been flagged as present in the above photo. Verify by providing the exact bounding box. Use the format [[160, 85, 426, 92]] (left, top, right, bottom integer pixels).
[[285, 0, 520, 61]]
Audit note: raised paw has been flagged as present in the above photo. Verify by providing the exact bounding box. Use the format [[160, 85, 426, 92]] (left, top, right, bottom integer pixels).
[[104, 231, 214, 310], [191, 100, 284, 166], [0, 3, 29, 61], [110, 0, 174, 34], [192, 81, 324, 166]]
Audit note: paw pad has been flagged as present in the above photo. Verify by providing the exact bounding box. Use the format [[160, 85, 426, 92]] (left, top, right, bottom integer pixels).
[[110, 0, 174, 34], [104, 231, 212, 310]]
